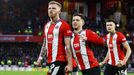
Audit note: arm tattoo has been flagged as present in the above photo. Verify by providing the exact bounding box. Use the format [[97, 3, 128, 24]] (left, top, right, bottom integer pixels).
[[39, 38, 46, 58]]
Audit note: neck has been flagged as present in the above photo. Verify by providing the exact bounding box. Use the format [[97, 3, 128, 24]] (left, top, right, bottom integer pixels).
[[50, 16, 60, 24], [110, 30, 116, 35], [74, 28, 82, 34]]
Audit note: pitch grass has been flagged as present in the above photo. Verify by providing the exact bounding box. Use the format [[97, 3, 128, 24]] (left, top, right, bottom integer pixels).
[[0, 71, 134, 75]]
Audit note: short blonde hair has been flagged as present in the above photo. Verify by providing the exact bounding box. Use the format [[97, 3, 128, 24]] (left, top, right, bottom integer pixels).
[[49, 1, 62, 9]]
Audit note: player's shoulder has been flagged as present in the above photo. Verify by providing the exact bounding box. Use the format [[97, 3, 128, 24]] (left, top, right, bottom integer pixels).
[[105, 33, 111, 39], [116, 31, 124, 36], [60, 19, 70, 26], [106, 33, 110, 36], [85, 29, 95, 34], [45, 21, 51, 26], [85, 29, 92, 32], [43, 21, 51, 29]]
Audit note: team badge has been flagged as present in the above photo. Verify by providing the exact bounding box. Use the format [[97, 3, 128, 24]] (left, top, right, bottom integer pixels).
[[55, 26, 59, 29], [46, 26, 49, 29], [113, 38, 116, 41]]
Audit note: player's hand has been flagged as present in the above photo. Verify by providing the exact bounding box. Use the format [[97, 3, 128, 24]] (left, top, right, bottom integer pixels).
[[117, 60, 126, 67], [80, 35, 87, 41], [36, 59, 41, 66], [65, 72, 69, 75], [99, 62, 104, 66], [99, 62, 103, 66], [65, 64, 72, 74]]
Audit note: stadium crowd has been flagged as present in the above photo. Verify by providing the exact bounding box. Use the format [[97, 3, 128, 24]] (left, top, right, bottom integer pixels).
[[0, 42, 133, 69]]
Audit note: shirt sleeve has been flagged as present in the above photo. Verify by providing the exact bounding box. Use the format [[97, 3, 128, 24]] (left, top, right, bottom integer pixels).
[[86, 29, 104, 45], [62, 22, 72, 37], [118, 32, 127, 43]]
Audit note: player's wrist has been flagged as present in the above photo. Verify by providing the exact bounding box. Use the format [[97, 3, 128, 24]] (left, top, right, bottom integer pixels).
[[122, 59, 126, 65], [102, 61, 105, 64], [99, 62, 104, 65], [99, 62, 102, 65], [38, 56, 43, 60]]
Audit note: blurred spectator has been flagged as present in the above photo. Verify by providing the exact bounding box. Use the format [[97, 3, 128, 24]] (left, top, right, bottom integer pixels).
[[7, 59, 12, 67], [1, 60, 5, 66], [0, 42, 42, 66]]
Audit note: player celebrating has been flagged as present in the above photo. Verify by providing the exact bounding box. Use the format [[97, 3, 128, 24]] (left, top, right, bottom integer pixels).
[[100, 19, 131, 75], [36, 1, 72, 75], [71, 13, 104, 75]]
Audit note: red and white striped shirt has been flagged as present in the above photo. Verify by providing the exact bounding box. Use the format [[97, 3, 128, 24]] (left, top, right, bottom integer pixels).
[[71, 29, 104, 70], [44, 20, 72, 63], [72, 58, 77, 68], [106, 31, 126, 66]]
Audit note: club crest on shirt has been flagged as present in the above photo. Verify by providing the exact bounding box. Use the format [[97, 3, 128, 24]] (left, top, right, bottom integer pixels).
[[55, 26, 59, 29], [113, 38, 116, 41], [46, 26, 49, 29]]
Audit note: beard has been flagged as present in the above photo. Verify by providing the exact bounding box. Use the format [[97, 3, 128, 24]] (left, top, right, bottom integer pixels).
[[49, 14, 55, 18], [48, 12, 57, 18]]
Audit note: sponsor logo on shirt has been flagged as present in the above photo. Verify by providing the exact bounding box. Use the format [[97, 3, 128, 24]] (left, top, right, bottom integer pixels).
[[74, 43, 79, 48], [74, 43, 81, 53], [48, 34, 53, 38]]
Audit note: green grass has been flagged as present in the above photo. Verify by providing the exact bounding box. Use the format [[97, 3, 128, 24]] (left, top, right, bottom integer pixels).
[[101, 72, 134, 75], [0, 71, 133, 75], [0, 71, 47, 75]]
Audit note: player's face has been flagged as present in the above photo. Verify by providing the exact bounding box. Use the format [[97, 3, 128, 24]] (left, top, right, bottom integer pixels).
[[106, 22, 116, 33], [72, 16, 84, 30], [48, 4, 61, 18]]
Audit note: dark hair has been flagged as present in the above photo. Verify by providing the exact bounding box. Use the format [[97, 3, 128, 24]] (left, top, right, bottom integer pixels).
[[72, 13, 89, 29], [73, 13, 86, 21], [105, 19, 119, 30], [105, 19, 117, 25]]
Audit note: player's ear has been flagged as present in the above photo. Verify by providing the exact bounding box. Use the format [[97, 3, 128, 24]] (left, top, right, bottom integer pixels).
[[59, 10, 61, 14], [82, 19, 85, 26], [58, 8, 61, 14]]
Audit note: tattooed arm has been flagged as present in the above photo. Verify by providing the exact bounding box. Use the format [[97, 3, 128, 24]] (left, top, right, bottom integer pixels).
[[64, 36, 72, 73], [36, 38, 47, 65]]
